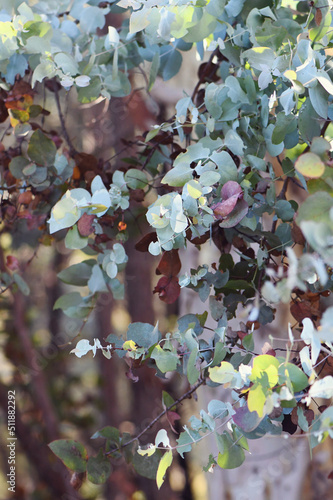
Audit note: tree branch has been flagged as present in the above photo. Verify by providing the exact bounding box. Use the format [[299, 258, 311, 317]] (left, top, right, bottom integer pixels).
[[0, 382, 82, 499], [303, 119, 331, 153], [13, 292, 59, 442], [53, 81, 78, 155]]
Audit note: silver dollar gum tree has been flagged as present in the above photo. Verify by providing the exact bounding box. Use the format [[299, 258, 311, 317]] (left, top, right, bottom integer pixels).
[[1, 0, 333, 491]]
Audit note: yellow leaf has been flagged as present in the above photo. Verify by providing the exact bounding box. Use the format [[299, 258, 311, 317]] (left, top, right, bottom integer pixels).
[[248, 385, 267, 417], [295, 152, 325, 179], [137, 444, 156, 457], [156, 450, 173, 489], [187, 180, 202, 199], [123, 340, 137, 351]]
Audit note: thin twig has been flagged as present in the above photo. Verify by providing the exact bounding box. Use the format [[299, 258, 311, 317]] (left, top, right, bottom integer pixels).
[[108, 378, 205, 454], [53, 81, 77, 155], [277, 176, 289, 201], [303, 119, 331, 153]]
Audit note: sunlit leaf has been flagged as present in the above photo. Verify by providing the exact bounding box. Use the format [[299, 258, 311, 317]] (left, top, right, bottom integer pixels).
[[156, 450, 173, 489], [295, 152, 325, 179]]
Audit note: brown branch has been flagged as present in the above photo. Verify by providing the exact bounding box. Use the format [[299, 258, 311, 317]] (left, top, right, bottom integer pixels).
[[108, 378, 205, 454], [303, 119, 331, 153], [13, 292, 59, 442], [53, 81, 78, 155], [277, 176, 289, 201], [0, 382, 82, 499]]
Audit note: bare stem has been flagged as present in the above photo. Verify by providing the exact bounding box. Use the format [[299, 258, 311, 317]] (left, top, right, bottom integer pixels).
[[53, 81, 77, 155], [108, 378, 205, 454]]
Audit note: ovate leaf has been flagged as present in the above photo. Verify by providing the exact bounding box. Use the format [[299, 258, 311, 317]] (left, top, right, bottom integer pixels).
[[216, 432, 245, 469], [209, 361, 236, 384], [295, 152, 325, 179], [87, 450, 111, 484], [151, 345, 179, 373], [48, 440, 87, 473], [27, 129, 56, 166]]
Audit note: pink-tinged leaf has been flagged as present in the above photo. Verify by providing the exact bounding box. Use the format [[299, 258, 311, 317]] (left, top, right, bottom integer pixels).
[[153, 276, 181, 304], [211, 193, 241, 218], [166, 410, 181, 432], [156, 249, 181, 276], [221, 181, 243, 200], [232, 405, 262, 432], [78, 213, 95, 236], [126, 368, 139, 383], [6, 255, 19, 271], [219, 199, 249, 228]]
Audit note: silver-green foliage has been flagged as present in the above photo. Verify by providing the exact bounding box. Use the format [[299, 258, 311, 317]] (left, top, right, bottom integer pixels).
[[4, 0, 333, 489]]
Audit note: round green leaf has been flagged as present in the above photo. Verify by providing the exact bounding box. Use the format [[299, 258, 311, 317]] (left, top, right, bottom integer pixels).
[[216, 433, 245, 469], [27, 129, 56, 166], [279, 362, 309, 392], [125, 169, 148, 189]]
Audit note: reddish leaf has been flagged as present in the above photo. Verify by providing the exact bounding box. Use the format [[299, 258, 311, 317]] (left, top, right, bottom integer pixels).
[[78, 213, 95, 237], [18, 191, 33, 205], [232, 405, 262, 432], [0, 99, 8, 123], [237, 331, 247, 341], [45, 79, 62, 93], [290, 299, 320, 323], [198, 61, 220, 83], [211, 181, 246, 222], [186, 228, 210, 245], [74, 152, 98, 174], [304, 409, 314, 426], [6, 255, 19, 271], [156, 250, 181, 276], [211, 194, 240, 218], [153, 276, 180, 304], [291, 217, 306, 246], [95, 234, 111, 245], [135, 232, 157, 252], [218, 198, 249, 228], [166, 410, 181, 432], [9, 80, 34, 98], [264, 348, 276, 357], [211, 224, 231, 253], [328, 471, 333, 480], [130, 189, 145, 202], [125, 369, 139, 383], [246, 321, 261, 331], [315, 7, 323, 26], [221, 180, 243, 200], [145, 130, 174, 146]]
